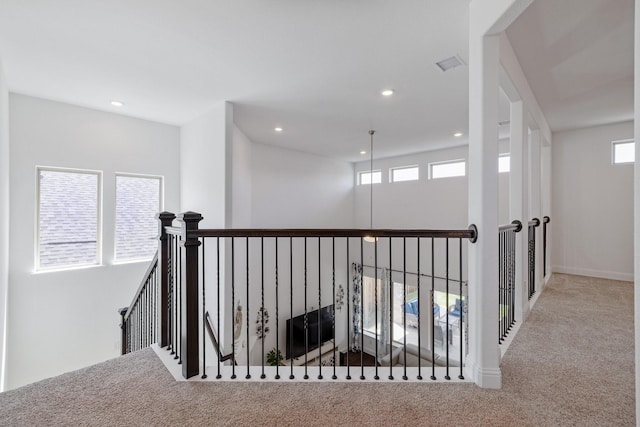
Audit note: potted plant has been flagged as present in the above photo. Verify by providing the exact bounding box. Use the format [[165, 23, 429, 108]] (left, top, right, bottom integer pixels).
[[266, 348, 284, 366]]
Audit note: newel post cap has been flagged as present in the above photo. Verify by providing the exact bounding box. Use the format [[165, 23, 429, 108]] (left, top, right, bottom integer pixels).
[[178, 211, 204, 226]]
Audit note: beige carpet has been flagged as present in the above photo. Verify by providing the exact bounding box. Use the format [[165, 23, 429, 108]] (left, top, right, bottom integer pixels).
[[0, 274, 634, 426]]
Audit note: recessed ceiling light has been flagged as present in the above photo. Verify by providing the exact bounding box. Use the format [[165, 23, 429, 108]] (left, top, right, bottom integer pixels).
[[360, 150, 367, 155], [110, 100, 124, 107], [454, 132, 464, 137], [381, 89, 394, 97], [274, 127, 283, 132]]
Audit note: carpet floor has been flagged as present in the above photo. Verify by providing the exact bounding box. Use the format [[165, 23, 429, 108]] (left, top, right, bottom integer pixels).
[[0, 273, 634, 426]]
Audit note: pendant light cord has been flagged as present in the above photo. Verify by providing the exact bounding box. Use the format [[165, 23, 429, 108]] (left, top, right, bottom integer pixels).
[[369, 130, 375, 231]]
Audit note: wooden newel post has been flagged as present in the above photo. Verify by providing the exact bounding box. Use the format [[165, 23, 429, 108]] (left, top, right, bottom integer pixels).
[[158, 211, 176, 348], [179, 211, 203, 379], [118, 307, 128, 355]]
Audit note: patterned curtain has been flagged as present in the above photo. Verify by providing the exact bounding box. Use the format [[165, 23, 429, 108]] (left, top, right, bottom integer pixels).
[[378, 267, 391, 355], [351, 263, 362, 351]]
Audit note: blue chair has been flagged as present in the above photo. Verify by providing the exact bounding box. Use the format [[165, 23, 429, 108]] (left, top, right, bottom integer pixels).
[[404, 300, 441, 317], [404, 299, 419, 316], [448, 298, 464, 317]]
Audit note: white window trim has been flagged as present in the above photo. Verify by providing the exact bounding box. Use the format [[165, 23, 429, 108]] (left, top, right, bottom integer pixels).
[[113, 172, 164, 264], [35, 166, 103, 272], [428, 159, 466, 180], [358, 169, 382, 185], [389, 165, 420, 183], [612, 139, 634, 165]]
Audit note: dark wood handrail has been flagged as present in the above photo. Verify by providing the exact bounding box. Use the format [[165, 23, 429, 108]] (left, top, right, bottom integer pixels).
[[205, 311, 234, 363], [122, 252, 158, 321], [499, 220, 522, 233], [190, 227, 478, 240]]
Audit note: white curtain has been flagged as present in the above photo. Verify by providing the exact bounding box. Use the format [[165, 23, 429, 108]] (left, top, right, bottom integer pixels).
[[351, 264, 393, 355]]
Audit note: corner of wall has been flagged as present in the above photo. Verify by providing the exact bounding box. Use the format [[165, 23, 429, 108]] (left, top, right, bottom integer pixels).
[[0, 58, 10, 392]]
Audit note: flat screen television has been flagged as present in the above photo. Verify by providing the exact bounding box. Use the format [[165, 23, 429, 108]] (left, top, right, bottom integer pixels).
[[285, 305, 335, 360]]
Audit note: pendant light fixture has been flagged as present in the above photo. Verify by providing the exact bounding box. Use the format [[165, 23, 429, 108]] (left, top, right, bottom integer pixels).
[[364, 130, 377, 243]]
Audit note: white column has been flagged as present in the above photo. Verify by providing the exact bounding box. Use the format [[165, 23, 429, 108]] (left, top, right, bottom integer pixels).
[[541, 141, 552, 282], [467, 31, 501, 388], [0, 59, 9, 392], [509, 100, 530, 322], [529, 129, 543, 292], [633, 0, 640, 422]]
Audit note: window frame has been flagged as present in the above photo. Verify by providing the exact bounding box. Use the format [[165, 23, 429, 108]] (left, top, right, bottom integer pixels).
[[428, 159, 466, 180], [358, 169, 382, 185], [389, 165, 419, 183], [114, 172, 164, 263], [35, 166, 103, 272], [612, 139, 635, 165]]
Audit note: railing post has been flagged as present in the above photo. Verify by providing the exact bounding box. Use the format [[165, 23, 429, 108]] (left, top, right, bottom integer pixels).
[[178, 211, 203, 379], [118, 307, 128, 355], [158, 212, 176, 348]]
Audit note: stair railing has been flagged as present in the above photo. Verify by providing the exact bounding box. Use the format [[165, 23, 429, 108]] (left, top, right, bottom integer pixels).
[[543, 216, 550, 277], [122, 211, 480, 382], [119, 252, 159, 354], [498, 220, 522, 343], [119, 212, 176, 355], [528, 218, 541, 300], [164, 211, 478, 381]]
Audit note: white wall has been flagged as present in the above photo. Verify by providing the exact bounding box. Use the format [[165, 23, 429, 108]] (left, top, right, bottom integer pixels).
[[354, 144, 511, 230], [190, 127, 355, 365], [217, 140, 355, 362], [250, 143, 354, 228], [180, 102, 231, 227], [0, 60, 10, 391], [6, 94, 180, 389], [552, 121, 634, 281], [231, 126, 252, 228]]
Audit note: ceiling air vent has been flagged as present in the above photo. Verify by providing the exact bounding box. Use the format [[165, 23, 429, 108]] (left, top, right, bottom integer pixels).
[[435, 55, 465, 72]]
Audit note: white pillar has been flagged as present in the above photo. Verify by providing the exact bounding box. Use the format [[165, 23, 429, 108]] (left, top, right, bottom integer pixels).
[[633, 0, 640, 423], [467, 31, 501, 389], [509, 100, 530, 322], [529, 129, 543, 292], [541, 141, 552, 282], [468, 0, 534, 390], [0, 59, 9, 392]]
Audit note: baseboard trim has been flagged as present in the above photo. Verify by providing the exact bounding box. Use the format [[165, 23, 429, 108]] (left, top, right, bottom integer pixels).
[[473, 366, 502, 389], [552, 266, 633, 282]]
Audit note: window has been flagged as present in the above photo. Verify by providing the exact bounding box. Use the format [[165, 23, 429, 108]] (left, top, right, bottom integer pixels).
[[362, 276, 418, 346], [499, 154, 510, 173], [37, 167, 101, 270], [115, 174, 163, 262], [361, 276, 465, 352], [358, 170, 381, 185], [390, 165, 419, 182], [429, 160, 466, 179], [612, 140, 634, 164]]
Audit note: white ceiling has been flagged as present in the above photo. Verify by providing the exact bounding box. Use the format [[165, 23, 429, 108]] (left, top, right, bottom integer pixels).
[[506, 0, 634, 132], [0, 0, 633, 162]]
